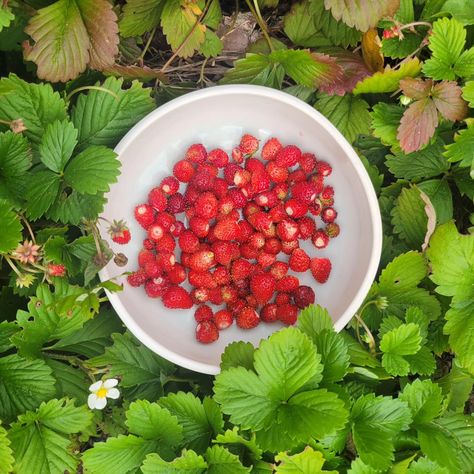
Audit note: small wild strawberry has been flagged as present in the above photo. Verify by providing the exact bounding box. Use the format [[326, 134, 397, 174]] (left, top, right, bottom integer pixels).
[[292, 285, 315, 309], [310, 257, 332, 283], [194, 305, 213, 322], [148, 187, 168, 212], [321, 207, 338, 223], [185, 143, 207, 163], [48, 263, 66, 277], [108, 220, 131, 244], [135, 204, 154, 228], [275, 145, 301, 167], [239, 134, 259, 155], [173, 159, 195, 182], [289, 248, 311, 272], [196, 320, 219, 343], [214, 309, 233, 329], [163, 286, 193, 308], [261, 137, 282, 161], [236, 306, 260, 329], [160, 176, 180, 195], [276, 303, 298, 325], [325, 222, 340, 238]]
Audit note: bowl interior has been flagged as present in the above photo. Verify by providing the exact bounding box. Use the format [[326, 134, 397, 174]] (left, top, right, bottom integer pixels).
[[99, 85, 381, 374]]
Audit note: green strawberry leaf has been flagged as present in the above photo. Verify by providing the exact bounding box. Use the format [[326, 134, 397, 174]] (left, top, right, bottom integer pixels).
[[214, 427, 263, 464], [463, 81, 474, 107], [400, 379, 444, 426], [10, 398, 92, 474], [0, 74, 67, 149], [371, 103, 404, 149], [63, 145, 120, 195], [142, 450, 207, 474], [418, 178, 453, 224], [45, 358, 89, 405], [0, 354, 56, 422], [82, 435, 161, 474], [205, 445, 250, 474], [314, 93, 371, 143], [0, 423, 13, 474], [297, 304, 334, 337], [71, 76, 155, 150], [159, 392, 223, 453], [417, 413, 474, 473], [119, 0, 165, 37], [0, 131, 31, 203], [126, 400, 183, 446], [220, 341, 255, 371], [386, 139, 449, 180], [350, 394, 412, 470], [24, 170, 61, 220], [444, 124, 474, 174], [0, 5, 14, 32], [275, 446, 337, 473], [24, 0, 119, 82], [408, 457, 449, 474], [39, 120, 78, 173], [423, 17, 474, 80], [0, 199, 22, 255]]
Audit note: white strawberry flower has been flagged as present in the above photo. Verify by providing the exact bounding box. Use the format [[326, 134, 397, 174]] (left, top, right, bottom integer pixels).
[[87, 378, 120, 410]]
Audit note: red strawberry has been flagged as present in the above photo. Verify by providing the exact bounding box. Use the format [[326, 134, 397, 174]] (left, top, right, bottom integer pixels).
[[239, 134, 259, 155], [250, 169, 271, 195], [276, 218, 299, 241], [246, 294, 259, 308], [299, 152, 317, 173], [218, 196, 234, 215], [192, 170, 215, 191], [298, 216, 316, 240], [248, 211, 272, 232], [195, 305, 213, 322], [179, 230, 200, 253], [189, 216, 210, 238], [214, 266, 231, 285], [185, 143, 207, 163], [310, 257, 332, 283], [234, 278, 250, 297], [167, 193, 186, 214], [250, 273, 276, 304], [320, 185, 334, 203], [237, 220, 254, 242], [248, 232, 265, 250], [159, 252, 176, 272], [309, 200, 322, 217], [257, 251, 276, 268], [219, 209, 240, 222], [261, 137, 282, 160], [228, 188, 247, 208], [189, 251, 215, 272], [269, 204, 287, 223], [310, 174, 325, 194], [196, 320, 219, 343], [160, 176, 180, 195], [281, 239, 299, 255], [292, 182, 317, 205], [192, 287, 210, 304], [143, 238, 154, 250], [171, 221, 185, 237], [138, 249, 156, 267], [198, 162, 218, 177], [214, 309, 233, 329], [255, 190, 278, 208], [213, 178, 228, 198], [275, 145, 301, 167], [261, 303, 278, 322], [321, 207, 338, 223], [231, 259, 253, 281], [189, 270, 218, 289], [289, 248, 311, 272], [234, 169, 251, 187], [236, 306, 260, 329], [212, 241, 234, 266], [276, 303, 298, 325], [173, 160, 195, 182], [144, 260, 162, 278], [195, 192, 218, 219], [243, 202, 261, 219], [167, 263, 186, 284], [155, 233, 176, 253], [285, 199, 308, 218], [292, 285, 315, 309], [221, 285, 238, 303], [270, 261, 289, 280], [209, 287, 224, 305], [155, 212, 176, 230], [163, 286, 195, 308], [276, 275, 300, 293], [316, 161, 332, 177], [263, 237, 281, 254], [240, 243, 259, 259], [227, 298, 246, 315], [135, 204, 155, 228], [266, 162, 288, 183], [312, 230, 330, 249], [148, 187, 168, 212], [108, 220, 131, 244], [275, 292, 291, 306], [183, 185, 200, 207], [208, 148, 229, 167], [145, 277, 169, 298], [214, 218, 240, 241], [127, 269, 147, 287], [288, 169, 306, 184], [232, 147, 244, 164], [325, 223, 340, 238], [147, 224, 165, 241], [274, 183, 289, 200]]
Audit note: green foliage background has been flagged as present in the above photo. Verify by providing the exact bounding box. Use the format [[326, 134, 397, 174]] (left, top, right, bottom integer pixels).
[[0, 0, 473, 473]]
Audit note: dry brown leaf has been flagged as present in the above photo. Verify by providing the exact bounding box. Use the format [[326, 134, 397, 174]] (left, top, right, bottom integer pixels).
[[361, 28, 384, 73]]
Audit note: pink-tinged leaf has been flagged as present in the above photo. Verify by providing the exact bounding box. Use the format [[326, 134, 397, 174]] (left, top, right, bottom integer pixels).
[[78, 0, 119, 70], [103, 64, 167, 82], [24, 0, 119, 83], [432, 80, 468, 122], [400, 77, 433, 100], [319, 50, 370, 96], [310, 52, 344, 88], [324, 0, 400, 32], [397, 98, 438, 153]]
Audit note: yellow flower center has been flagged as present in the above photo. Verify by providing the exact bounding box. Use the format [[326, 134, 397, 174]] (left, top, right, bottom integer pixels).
[[96, 387, 108, 398]]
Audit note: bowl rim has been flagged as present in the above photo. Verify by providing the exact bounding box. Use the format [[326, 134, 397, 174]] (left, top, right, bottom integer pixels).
[[99, 84, 383, 374]]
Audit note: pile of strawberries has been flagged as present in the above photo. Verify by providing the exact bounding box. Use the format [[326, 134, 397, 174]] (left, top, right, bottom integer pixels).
[[127, 134, 339, 343]]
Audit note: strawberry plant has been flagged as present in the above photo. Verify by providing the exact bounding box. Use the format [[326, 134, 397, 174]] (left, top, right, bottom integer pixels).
[[0, 0, 474, 473]]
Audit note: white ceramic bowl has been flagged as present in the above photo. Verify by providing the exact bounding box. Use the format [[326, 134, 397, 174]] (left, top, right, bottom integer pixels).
[[99, 85, 382, 374]]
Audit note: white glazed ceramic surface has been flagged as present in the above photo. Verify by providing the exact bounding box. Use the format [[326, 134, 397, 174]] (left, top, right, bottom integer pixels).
[[99, 85, 382, 374]]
